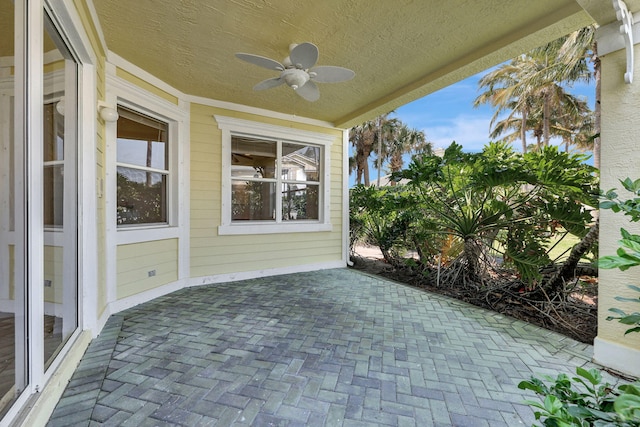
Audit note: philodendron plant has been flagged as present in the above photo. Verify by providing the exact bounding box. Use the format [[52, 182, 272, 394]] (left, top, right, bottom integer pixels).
[[518, 177, 640, 426], [600, 177, 640, 336]]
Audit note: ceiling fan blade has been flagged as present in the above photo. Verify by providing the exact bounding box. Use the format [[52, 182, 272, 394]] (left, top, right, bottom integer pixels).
[[310, 66, 355, 83], [253, 77, 285, 91], [295, 80, 320, 102], [289, 42, 319, 69], [235, 53, 284, 71]]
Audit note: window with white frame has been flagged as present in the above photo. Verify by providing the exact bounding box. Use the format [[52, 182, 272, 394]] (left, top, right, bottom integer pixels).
[[231, 136, 320, 222], [217, 116, 333, 235], [116, 107, 169, 226]]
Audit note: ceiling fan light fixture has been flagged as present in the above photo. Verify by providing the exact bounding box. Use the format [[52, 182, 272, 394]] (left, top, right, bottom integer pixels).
[[282, 68, 309, 90]]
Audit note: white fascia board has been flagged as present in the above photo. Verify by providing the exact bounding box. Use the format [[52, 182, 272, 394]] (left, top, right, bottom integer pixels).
[[597, 11, 640, 56]]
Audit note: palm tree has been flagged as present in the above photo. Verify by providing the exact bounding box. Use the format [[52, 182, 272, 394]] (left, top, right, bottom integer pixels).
[[558, 25, 600, 169], [475, 29, 594, 153], [385, 125, 430, 185], [349, 122, 376, 186], [373, 114, 400, 187], [349, 113, 400, 186], [474, 58, 538, 153]]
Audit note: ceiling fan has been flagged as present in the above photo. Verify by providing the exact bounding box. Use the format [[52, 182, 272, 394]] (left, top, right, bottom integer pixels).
[[235, 42, 355, 102]]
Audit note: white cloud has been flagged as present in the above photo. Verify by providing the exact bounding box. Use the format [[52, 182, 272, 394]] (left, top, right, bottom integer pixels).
[[421, 114, 494, 153]]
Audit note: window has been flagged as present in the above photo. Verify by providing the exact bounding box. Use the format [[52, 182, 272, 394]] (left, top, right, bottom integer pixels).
[[116, 107, 169, 226], [217, 116, 333, 235], [231, 137, 320, 222], [43, 102, 65, 227]]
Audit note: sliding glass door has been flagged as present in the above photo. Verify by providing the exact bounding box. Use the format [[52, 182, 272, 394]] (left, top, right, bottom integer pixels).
[[0, 0, 28, 418], [0, 1, 80, 420]]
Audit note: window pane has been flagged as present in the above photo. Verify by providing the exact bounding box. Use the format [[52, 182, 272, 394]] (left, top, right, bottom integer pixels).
[[116, 108, 167, 170], [43, 165, 64, 227], [231, 136, 276, 179], [282, 143, 320, 182], [117, 166, 167, 225], [43, 103, 65, 227], [232, 181, 275, 221], [43, 103, 64, 162], [43, 14, 79, 371], [116, 108, 169, 226], [282, 184, 319, 220]]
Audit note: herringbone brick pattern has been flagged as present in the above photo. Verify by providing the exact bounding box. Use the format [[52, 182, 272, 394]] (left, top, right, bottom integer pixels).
[[48, 269, 598, 426]]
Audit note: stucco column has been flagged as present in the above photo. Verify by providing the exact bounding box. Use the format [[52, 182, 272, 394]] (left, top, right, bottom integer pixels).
[[593, 19, 640, 378]]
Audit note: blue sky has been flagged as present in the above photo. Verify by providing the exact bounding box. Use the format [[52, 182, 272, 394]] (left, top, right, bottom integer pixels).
[[349, 67, 596, 186]]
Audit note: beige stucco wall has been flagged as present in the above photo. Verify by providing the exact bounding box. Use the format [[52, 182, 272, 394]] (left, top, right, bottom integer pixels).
[[190, 103, 344, 279], [594, 46, 640, 377]]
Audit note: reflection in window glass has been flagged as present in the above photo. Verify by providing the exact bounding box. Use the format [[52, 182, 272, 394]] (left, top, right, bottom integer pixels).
[[231, 181, 276, 221], [282, 184, 319, 221], [231, 137, 276, 179], [42, 12, 79, 372], [230, 136, 321, 223], [282, 143, 320, 182], [117, 167, 167, 224], [116, 107, 169, 225], [43, 103, 64, 227]]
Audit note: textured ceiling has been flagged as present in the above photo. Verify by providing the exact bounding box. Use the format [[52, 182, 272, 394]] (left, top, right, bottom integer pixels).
[[91, 0, 598, 128]]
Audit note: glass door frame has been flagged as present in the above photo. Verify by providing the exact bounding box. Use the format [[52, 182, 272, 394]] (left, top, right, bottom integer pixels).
[[3, 0, 97, 422]]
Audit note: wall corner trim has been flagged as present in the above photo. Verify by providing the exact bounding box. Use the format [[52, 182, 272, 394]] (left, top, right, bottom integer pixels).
[[593, 336, 640, 379]]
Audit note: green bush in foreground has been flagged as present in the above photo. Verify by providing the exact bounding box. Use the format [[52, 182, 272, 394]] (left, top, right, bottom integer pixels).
[[518, 367, 640, 426]]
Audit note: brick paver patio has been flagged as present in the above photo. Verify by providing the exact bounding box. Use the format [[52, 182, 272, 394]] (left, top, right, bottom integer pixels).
[[47, 268, 601, 426]]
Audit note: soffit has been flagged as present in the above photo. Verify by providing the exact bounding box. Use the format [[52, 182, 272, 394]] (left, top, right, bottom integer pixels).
[[576, 0, 640, 25], [92, 0, 595, 128]]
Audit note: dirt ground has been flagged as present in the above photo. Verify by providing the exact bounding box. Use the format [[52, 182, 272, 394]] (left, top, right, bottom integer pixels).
[[349, 244, 597, 344]]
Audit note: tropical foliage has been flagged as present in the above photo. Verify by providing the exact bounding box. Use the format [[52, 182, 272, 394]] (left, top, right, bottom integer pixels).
[[518, 179, 640, 427], [350, 142, 598, 293], [474, 25, 599, 166], [349, 114, 430, 186], [600, 177, 640, 336], [518, 367, 640, 427]]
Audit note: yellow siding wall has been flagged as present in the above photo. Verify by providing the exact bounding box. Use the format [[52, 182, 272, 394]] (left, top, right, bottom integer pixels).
[[116, 239, 179, 299], [190, 103, 344, 278], [43, 245, 63, 304]]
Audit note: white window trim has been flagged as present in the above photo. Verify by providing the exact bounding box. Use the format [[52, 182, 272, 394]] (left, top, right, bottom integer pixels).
[[215, 115, 333, 235], [106, 71, 188, 245]]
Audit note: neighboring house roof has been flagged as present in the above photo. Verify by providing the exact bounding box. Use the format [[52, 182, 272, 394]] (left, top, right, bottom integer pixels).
[[91, 1, 598, 128]]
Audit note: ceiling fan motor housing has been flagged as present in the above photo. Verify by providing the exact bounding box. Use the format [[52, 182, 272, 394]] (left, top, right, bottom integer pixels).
[[282, 68, 309, 90]]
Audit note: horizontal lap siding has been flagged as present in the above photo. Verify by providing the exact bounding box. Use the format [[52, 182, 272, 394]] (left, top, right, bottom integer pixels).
[[44, 245, 63, 304], [189, 104, 344, 279], [116, 239, 178, 299]]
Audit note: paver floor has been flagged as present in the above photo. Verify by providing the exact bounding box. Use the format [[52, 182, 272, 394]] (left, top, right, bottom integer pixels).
[[48, 268, 600, 426]]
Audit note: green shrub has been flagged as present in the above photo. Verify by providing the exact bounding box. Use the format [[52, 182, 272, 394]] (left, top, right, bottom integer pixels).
[[518, 367, 640, 426]]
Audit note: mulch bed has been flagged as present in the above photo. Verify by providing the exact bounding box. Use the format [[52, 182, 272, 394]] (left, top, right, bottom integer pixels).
[[349, 255, 597, 344]]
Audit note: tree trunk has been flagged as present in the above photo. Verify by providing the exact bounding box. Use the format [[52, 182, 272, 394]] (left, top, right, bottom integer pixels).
[[545, 217, 599, 294], [376, 118, 383, 187], [463, 237, 483, 280], [520, 106, 528, 153], [363, 160, 370, 187], [543, 90, 551, 147]]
